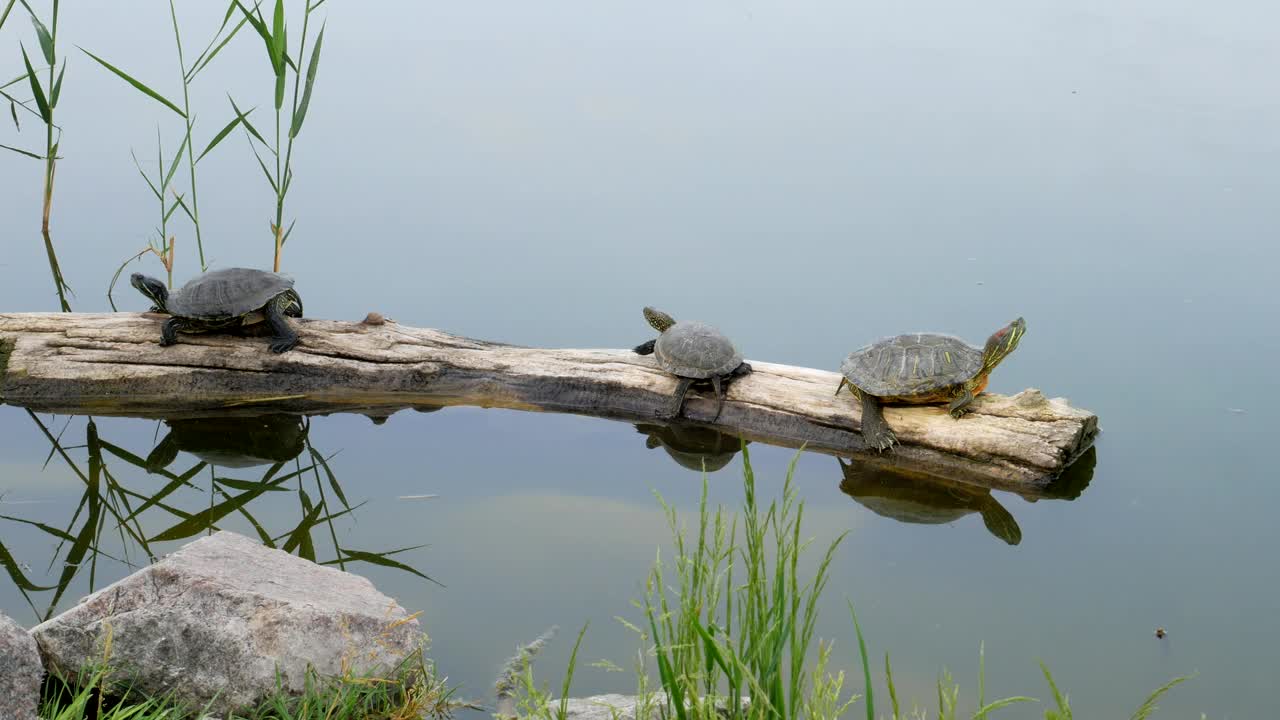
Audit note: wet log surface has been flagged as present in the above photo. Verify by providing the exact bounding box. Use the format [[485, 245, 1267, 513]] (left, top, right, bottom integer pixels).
[[0, 313, 1099, 496]]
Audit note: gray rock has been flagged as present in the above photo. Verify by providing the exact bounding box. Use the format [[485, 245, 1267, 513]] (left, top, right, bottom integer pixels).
[[31, 531, 422, 715], [0, 611, 42, 720], [547, 694, 748, 720], [554, 694, 651, 720]]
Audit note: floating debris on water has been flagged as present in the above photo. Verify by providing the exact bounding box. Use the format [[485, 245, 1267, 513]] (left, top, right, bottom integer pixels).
[[1228, 408, 1246, 414], [397, 494, 440, 501], [1155, 627, 1167, 639]]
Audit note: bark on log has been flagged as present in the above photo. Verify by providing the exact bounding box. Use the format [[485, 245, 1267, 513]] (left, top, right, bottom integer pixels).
[[0, 313, 1098, 495]]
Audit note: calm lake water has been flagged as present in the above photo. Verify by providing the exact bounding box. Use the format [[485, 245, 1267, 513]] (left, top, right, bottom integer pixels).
[[2, 1, 1278, 717]]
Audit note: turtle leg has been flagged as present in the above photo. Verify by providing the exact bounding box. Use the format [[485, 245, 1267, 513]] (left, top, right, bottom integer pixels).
[[978, 498, 1023, 546], [855, 388, 897, 451], [947, 388, 975, 419], [835, 376, 849, 396], [159, 317, 185, 347], [669, 377, 694, 419], [633, 339, 657, 355], [265, 295, 300, 353], [711, 374, 726, 422]]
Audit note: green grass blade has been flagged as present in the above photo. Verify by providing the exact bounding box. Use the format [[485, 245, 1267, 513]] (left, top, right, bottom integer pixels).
[[307, 446, 348, 509], [0, 141, 41, 159], [972, 696, 1037, 718], [249, 138, 278, 192], [274, 60, 285, 109], [885, 652, 900, 719], [270, 0, 285, 73], [0, 513, 79, 543], [289, 23, 323, 138], [555, 622, 589, 720], [325, 548, 443, 586], [130, 149, 162, 200], [162, 133, 189, 190], [163, 194, 185, 223], [1129, 675, 1193, 720], [49, 61, 64, 108], [196, 112, 244, 162], [849, 601, 875, 720], [0, 0, 18, 31], [8, 97, 17, 129], [280, 217, 298, 246], [280, 496, 325, 558], [228, 96, 267, 144], [187, 2, 249, 80], [79, 47, 186, 117], [1039, 662, 1070, 719], [19, 44, 49, 122], [149, 471, 292, 542], [213, 476, 291, 492], [0, 538, 58, 590], [234, 0, 276, 68], [29, 12, 54, 66], [172, 193, 196, 223]]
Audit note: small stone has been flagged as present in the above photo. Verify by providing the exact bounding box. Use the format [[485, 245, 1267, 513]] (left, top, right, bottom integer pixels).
[[31, 531, 423, 715], [362, 312, 386, 325], [0, 611, 42, 720]]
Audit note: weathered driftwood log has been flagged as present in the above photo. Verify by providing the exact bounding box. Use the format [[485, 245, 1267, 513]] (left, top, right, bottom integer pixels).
[[0, 313, 1098, 495]]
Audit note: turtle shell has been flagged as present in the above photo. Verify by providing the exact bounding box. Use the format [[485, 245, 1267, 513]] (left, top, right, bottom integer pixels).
[[166, 268, 295, 320], [654, 321, 743, 379], [840, 333, 983, 399]]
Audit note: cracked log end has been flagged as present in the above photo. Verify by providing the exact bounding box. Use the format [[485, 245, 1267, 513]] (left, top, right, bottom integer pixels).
[[0, 313, 1099, 495]]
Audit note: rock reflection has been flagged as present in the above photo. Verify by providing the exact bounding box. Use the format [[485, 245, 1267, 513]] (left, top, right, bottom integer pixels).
[[838, 457, 1023, 545], [145, 414, 308, 471], [634, 422, 747, 473]]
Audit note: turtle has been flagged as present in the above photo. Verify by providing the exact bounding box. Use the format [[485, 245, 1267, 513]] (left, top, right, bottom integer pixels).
[[635, 422, 747, 473], [144, 414, 307, 472], [130, 267, 303, 353], [837, 458, 1022, 546], [837, 318, 1026, 451], [632, 307, 752, 421]]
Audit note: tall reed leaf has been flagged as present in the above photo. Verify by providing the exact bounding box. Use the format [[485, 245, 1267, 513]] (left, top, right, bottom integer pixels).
[[18, 44, 48, 122], [29, 12, 53, 65], [79, 48, 186, 117], [289, 23, 322, 137]]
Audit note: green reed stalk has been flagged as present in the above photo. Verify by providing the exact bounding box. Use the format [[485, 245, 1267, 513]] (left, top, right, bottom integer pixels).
[[168, 0, 205, 271], [234, 0, 326, 271], [5, 0, 73, 310]]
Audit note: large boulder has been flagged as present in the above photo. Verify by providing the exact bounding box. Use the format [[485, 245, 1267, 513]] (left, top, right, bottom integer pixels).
[[0, 611, 42, 720], [31, 531, 423, 714]]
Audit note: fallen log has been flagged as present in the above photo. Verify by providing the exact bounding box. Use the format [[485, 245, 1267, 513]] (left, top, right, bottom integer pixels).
[[0, 313, 1098, 495]]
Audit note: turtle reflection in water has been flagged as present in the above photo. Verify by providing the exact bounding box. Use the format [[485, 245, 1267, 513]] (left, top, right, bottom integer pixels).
[[837, 458, 1022, 545], [145, 415, 308, 472], [635, 423, 748, 473]]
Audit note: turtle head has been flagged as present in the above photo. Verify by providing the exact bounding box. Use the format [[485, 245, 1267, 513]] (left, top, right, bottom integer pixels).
[[130, 273, 169, 312], [981, 317, 1026, 371], [643, 307, 676, 332]]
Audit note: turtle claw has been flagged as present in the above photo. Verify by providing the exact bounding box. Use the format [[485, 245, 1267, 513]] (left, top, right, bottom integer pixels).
[[874, 434, 898, 452], [269, 337, 299, 354]]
